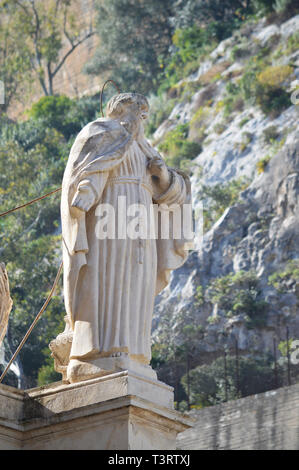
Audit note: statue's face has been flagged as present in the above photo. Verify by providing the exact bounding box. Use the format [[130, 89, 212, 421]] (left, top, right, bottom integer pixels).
[[120, 99, 149, 139]]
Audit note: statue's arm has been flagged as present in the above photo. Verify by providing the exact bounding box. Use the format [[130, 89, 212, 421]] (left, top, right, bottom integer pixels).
[[71, 172, 109, 213], [148, 155, 187, 206]]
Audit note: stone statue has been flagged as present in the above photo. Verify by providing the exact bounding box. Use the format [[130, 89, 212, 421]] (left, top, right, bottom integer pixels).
[[0, 263, 13, 346], [50, 93, 193, 383]]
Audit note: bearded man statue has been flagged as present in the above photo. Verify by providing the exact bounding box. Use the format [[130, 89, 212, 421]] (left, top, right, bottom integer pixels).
[[50, 93, 193, 383]]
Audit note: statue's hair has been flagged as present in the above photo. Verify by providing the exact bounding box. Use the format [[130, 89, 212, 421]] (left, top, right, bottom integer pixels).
[[106, 93, 149, 118]]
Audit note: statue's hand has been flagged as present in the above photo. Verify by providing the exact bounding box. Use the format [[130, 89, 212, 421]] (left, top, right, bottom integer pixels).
[[147, 155, 171, 192], [71, 181, 96, 213]]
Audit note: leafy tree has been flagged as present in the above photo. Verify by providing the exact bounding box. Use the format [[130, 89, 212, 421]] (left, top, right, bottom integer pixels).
[[181, 354, 283, 407], [207, 270, 269, 328], [158, 124, 202, 168], [172, 0, 253, 37], [151, 304, 204, 409], [1, 0, 95, 96], [85, 0, 173, 95], [0, 93, 100, 387], [268, 259, 299, 293], [0, 15, 31, 113], [28, 94, 100, 140], [159, 25, 219, 91], [0, 130, 65, 387]]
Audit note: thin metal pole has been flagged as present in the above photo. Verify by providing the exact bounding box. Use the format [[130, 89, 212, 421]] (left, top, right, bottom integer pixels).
[[0, 262, 63, 384], [186, 350, 190, 411], [100, 79, 121, 117], [0, 187, 61, 218], [235, 337, 240, 395], [273, 336, 278, 388], [174, 350, 180, 411], [224, 350, 228, 401], [286, 326, 291, 386]]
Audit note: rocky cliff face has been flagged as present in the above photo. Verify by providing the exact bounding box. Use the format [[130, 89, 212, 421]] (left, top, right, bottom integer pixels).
[[152, 14, 299, 364]]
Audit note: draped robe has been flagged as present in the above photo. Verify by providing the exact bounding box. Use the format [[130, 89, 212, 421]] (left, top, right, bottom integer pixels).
[[61, 118, 192, 366]]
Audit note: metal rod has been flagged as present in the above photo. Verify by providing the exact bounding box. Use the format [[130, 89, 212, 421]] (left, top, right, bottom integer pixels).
[[273, 336, 278, 388], [0, 187, 61, 218], [235, 337, 240, 395], [0, 262, 63, 384], [100, 79, 121, 117], [186, 350, 190, 411], [286, 326, 291, 386], [224, 350, 228, 402]]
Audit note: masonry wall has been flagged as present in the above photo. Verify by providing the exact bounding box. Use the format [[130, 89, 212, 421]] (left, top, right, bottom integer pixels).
[[177, 383, 299, 450]]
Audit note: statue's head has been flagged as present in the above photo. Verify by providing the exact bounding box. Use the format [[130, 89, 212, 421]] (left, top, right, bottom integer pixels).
[[106, 93, 149, 139], [106, 93, 149, 120]]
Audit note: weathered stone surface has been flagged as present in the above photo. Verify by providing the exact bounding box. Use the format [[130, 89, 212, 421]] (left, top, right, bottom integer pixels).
[[0, 374, 192, 450], [177, 383, 299, 450], [154, 136, 299, 360], [26, 371, 174, 413]]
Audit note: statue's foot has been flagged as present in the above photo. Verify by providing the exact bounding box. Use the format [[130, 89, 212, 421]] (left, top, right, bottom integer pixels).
[[67, 359, 111, 384]]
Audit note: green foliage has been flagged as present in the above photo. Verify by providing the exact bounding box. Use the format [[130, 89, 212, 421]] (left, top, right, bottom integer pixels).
[[27, 95, 99, 140], [262, 125, 280, 144], [257, 86, 291, 116], [0, 93, 101, 387], [2, 0, 94, 97], [274, 0, 296, 13], [171, 1, 252, 36], [201, 178, 250, 232], [239, 116, 251, 128], [284, 31, 299, 55], [256, 135, 286, 173], [231, 44, 251, 61], [253, 65, 293, 115], [0, 127, 65, 386], [214, 122, 227, 134], [256, 155, 272, 173], [221, 56, 293, 117], [189, 106, 210, 143], [145, 94, 175, 137], [252, 0, 276, 15], [278, 339, 294, 357], [85, 0, 173, 96], [268, 259, 299, 293], [0, 15, 31, 112], [257, 65, 293, 87], [195, 286, 205, 306], [221, 81, 245, 117], [181, 354, 282, 407], [172, 27, 208, 64], [158, 124, 202, 169], [234, 131, 254, 153], [207, 270, 269, 328], [159, 25, 218, 92], [37, 363, 61, 386]]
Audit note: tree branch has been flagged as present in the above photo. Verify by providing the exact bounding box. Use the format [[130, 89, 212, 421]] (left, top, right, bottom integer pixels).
[[52, 30, 95, 79]]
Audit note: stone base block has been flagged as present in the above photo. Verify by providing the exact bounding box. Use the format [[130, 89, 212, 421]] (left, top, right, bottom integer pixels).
[[0, 371, 193, 450]]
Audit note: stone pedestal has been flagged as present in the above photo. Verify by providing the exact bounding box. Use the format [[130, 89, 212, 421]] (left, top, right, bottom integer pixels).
[[0, 371, 193, 450]]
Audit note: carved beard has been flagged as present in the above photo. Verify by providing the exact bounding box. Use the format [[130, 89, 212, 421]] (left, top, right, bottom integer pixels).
[[136, 125, 161, 163], [120, 113, 141, 140]]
